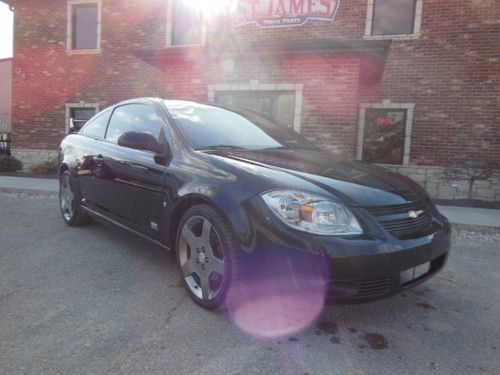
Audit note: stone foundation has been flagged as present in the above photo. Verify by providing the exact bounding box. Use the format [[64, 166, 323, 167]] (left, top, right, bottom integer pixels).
[[12, 148, 59, 171], [385, 165, 500, 202]]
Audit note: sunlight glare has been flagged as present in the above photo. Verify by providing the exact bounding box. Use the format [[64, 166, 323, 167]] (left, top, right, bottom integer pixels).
[[184, 0, 237, 20]]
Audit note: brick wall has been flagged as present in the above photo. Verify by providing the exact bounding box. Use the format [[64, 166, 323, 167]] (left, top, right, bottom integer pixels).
[[8, 0, 500, 200]]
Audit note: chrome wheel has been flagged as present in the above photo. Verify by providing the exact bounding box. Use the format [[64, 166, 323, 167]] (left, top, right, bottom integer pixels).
[[178, 215, 226, 301], [60, 174, 74, 221]]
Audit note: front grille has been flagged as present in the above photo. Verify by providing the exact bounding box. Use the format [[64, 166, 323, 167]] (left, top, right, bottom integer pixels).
[[327, 277, 392, 299], [366, 200, 437, 239]]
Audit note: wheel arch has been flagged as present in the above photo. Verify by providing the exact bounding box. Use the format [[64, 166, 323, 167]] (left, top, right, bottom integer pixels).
[[168, 193, 251, 258]]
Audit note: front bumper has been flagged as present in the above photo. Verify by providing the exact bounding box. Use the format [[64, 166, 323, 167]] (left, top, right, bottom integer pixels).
[[231, 197, 452, 304]]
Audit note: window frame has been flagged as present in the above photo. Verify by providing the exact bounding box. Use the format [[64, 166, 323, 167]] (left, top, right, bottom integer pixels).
[[65, 102, 99, 134], [66, 0, 102, 54], [357, 100, 415, 166], [165, 0, 207, 48], [364, 0, 423, 40], [208, 81, 304, 133]]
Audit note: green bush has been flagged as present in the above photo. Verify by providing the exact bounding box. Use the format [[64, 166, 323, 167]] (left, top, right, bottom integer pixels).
[[30, 158, 59, 174], [0, 155, 23, 172]]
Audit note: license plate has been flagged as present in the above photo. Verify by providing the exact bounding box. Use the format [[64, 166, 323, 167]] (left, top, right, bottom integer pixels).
[[400, 262, 430, 284]]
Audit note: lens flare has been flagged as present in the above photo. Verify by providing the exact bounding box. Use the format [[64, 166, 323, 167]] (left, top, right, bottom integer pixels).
[[225, 250, 329, 339]]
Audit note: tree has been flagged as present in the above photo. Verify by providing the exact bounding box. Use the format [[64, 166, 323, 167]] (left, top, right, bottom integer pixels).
[[440, 160, 498, 200]]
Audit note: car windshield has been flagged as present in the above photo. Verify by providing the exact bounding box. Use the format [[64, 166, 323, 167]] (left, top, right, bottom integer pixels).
[[165, 101, 317, 151]]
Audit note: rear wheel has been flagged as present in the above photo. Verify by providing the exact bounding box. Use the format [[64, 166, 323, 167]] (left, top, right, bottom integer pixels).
[[59, 171, 89, 226], [176, 204, 240, 310]]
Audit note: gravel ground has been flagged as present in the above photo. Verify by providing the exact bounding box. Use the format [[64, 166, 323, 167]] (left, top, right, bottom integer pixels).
[[0, 193, 499, 375]]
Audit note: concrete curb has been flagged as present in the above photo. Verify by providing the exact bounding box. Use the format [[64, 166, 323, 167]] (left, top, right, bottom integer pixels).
[[0, 187, 58, 197], [451, 224, 500, 235]]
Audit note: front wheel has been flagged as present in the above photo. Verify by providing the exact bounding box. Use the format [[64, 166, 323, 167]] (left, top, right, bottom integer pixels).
[[59, 170, 89, 226], [176, 204, 241, 310]]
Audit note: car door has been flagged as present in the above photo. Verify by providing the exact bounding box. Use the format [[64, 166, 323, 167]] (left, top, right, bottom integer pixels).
[[77, 108, 114, 210], [101, 102, 171, 239]]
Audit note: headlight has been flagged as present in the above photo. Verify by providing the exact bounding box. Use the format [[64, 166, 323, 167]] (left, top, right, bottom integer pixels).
[[261, 190, 363, 236]]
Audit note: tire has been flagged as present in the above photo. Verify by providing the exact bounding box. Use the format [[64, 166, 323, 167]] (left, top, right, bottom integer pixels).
[[175, 204, 241, 310], [59, 170, 90, 226]]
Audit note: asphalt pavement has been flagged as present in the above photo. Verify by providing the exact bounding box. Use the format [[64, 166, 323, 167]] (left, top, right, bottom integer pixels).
[[0, 192, 499, 374]]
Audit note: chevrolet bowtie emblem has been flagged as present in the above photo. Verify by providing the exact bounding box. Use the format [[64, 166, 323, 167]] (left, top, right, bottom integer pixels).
[[408, 210, 424, 219]]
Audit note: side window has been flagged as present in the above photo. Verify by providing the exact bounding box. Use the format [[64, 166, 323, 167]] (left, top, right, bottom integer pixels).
[[106, 104, 167, 145], [79, 108, 110, 139]]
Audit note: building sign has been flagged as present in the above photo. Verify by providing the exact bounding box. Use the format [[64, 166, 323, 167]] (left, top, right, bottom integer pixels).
[[234, 0, 340, 28]]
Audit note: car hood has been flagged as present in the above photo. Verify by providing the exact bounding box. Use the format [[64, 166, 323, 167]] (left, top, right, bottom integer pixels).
[[205, 148, 428, 207]]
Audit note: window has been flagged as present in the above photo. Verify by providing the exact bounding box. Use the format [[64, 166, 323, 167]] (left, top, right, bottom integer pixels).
[[79, 108, 110, 139], [366, 0, 422, 37], [215, 91, 296, 130], [208, 82, 304, 132], [168, 1, 204, 46], [65, 102, 99, 133], [357, 101, 415, 165], [67, 0, 101, 51], [71, 107, 97, 130], [106, 104, 167, 146], [362, 108, 406, 164]]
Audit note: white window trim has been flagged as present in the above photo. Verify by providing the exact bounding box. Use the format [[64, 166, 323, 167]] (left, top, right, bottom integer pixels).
[[65, 102, 99, 134], [208, 81, 304, 133], [357, 100, 415, 166], [66, 0, 102, 54], [165, 0, 207, 48], [364, 0, 423, 40]]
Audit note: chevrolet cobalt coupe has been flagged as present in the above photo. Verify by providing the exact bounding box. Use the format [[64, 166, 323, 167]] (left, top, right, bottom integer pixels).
[[59, 98, 451, 309]]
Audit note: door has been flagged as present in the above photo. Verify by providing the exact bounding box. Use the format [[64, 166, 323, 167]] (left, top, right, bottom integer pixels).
[[100, 103, 171, 239], [77, 108, 113, 209]]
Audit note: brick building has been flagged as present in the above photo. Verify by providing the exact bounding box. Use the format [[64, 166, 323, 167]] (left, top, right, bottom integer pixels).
[[6, 0, 500, 200]]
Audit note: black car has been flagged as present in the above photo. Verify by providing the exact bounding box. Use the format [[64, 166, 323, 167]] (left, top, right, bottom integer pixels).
[[59, 98, 451, 310]]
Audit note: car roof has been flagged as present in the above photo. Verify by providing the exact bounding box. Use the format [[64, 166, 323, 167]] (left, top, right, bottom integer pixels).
[[113, 97, 213, 109]]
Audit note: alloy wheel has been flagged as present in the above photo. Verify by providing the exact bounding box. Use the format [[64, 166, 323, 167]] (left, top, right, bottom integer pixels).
[[178, 215, 225, 301], [60, 174, 74, 221]]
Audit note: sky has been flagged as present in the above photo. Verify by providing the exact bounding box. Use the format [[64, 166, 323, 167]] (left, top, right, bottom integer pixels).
[[0, 1, 13, 59]]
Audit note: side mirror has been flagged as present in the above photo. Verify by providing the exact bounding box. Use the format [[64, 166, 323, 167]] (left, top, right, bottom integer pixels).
[[117, 131, 170, 161], [69, 118, 75, 133]]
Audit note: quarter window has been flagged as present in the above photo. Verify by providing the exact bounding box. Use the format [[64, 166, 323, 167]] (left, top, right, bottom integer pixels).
[[371, 0, 417, 36], [106, 104, 167, 146], [79, 108, 110, 139], [170, 1, 204, 46]]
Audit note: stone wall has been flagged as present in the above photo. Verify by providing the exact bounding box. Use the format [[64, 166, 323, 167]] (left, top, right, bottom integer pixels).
[[12, 148, 58, 171], [387, 165, 500, 202]]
